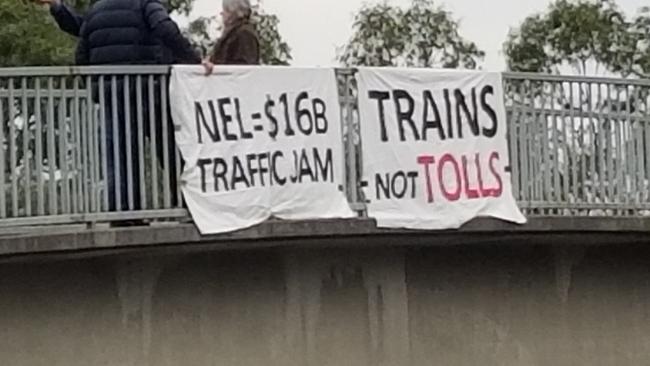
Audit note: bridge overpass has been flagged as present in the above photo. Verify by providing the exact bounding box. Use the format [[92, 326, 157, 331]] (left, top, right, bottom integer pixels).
[[1, 67, 650, 365]]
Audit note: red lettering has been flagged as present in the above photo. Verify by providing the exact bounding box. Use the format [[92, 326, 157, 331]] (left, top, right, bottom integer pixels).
[[476, 152, 489, 196], [462, 155, 480, 199], [437, 154, 462, 202], [487, 152, 503, 197], [417, 155, 435, 203]]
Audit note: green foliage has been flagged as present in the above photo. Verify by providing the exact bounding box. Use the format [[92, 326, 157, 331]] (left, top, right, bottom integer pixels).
[[504, 0, 636, 76], [0, 0, 195, 67], [0, 0, 76, 66], [338, 0, 484, 68], [183, 7, 292, 65]]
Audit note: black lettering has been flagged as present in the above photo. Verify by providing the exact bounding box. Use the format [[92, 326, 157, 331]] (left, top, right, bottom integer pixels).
[[295, 92, 313, 135], [313, 98, 328, 134], [280, 93, 296, 136], [235, 98, 253, 139], [246, 153, 258, 187], [454, 88, 479, 139], [265, 97, 279, 139], [218, 98, 238, 141], [258, 153, 270, 186], [213, 157, 229, 192], [298, 149, 315, 183], [197, 158, 211, 193], [290, 150, 299, 183], [231, 156, 250, 189], [392, 90, 420, 141], [314, 148, 333, 183], [391, 171, 407, 199], [407, 171, 418, 199], [368, 91, 390, 142], [272, 151, 286, 186], [422, 90, 446, 141], [444, 89, 453, 139], [481, 85, 498, 138], [195, 101, 220, 143], [375, 173, 391, 200]]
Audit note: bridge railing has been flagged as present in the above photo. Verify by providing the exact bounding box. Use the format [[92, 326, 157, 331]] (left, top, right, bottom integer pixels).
[[0, 66, 649, 228]]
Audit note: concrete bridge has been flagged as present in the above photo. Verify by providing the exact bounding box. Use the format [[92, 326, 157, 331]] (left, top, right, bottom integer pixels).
[[1, 67, 650, 365]]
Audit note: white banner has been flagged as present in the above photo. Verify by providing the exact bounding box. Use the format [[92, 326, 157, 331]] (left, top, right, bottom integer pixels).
[[171, 66, 353, 234], [357, 68, 526, 229]]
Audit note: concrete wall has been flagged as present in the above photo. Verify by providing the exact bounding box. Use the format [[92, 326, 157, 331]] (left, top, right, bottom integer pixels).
[[1, 243, 650, 365]]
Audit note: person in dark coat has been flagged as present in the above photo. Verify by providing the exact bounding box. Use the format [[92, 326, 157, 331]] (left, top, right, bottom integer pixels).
[[202, 0, 260, 74], [75, 0, 200, 214], [39, 0, 178, 65]]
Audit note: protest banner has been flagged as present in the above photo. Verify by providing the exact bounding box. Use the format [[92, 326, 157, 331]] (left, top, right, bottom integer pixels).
[[170, 66, 353, 234], [356, 68, 526, 229]]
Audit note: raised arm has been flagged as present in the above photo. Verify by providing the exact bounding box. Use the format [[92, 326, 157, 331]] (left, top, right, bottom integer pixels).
[[40, 0, 84, 37]]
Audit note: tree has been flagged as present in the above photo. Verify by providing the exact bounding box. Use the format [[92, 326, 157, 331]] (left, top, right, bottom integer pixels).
[[503, 0, 650, 214], [504, 0, 635, 76], [183, 7, 292, 65], [338, 0, 484, 68], [0, 0, 196, 67]]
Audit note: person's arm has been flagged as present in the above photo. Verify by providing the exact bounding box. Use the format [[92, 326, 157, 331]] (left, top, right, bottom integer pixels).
[[39, 0, 84, 37], [75, 25, 90, 65], [143, 0, 201, 64]]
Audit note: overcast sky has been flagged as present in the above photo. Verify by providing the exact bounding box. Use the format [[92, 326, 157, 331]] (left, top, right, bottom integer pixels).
[[182, 0, 646, 71]]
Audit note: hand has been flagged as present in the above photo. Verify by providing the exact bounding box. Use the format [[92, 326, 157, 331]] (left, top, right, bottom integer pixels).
[[202, 60, 214, 76]]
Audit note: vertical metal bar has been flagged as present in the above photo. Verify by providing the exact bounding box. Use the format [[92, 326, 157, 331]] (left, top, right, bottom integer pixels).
[[72, 77, 82, 213], [540, 81, 551, 210], [21, 78, 31, 217], [148, 75, 159, 209], [86, 75, 98, 213], [615, 86, 624, 212], [79, 79, 90, 214], [60, 77, 70, 214], [160, 74, 171, 209], [46, 77, 57, 215], [578, 82, 587, 205], [175, 146, 182, 208], [0, 90, 5, 218], [606, 84, 615, 205], [561, 81, 570, 208], [597, 83, 606, 208], [569, 82, 578, 209], [645, 89, 650, 206], [9, 78, 18, 216], [111, 76, 122, 211], [99, 76, 109, 211], [521, 81, 531, 207], [507, 80, 520, 202], [551, 81, 561, 207], [588, 82, 596, 208], [625, 85, 634, 210], [123, 75, 135, 211], [136, 75, 146, 209], [93, 84, 102, 211], [35, 78, 44, 216], [633, 86, 644, 209]]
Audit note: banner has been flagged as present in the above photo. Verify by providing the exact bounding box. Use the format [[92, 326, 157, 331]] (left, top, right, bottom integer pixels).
[[170, 66, 353, 234], [356, 68, 526, 229]]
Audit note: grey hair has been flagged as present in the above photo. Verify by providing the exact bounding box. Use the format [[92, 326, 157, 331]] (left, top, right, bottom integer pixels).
[[223, 0, 252, 20]]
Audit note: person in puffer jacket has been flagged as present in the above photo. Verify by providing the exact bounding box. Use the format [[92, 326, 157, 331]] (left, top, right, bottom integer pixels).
[[75, 0, 199, 65], [39, 0, 177, 65], [76, 0, 200, 217]]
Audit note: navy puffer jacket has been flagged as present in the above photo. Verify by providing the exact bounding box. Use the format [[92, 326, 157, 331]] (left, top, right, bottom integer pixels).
[[75, 0, 200, 65]]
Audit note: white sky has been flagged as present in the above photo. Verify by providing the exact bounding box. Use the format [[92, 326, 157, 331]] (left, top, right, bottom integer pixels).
[[180, 0, 646, 71]]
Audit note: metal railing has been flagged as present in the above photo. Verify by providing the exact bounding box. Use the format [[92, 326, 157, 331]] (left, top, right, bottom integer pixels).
[[1, 66, 649, 229]]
